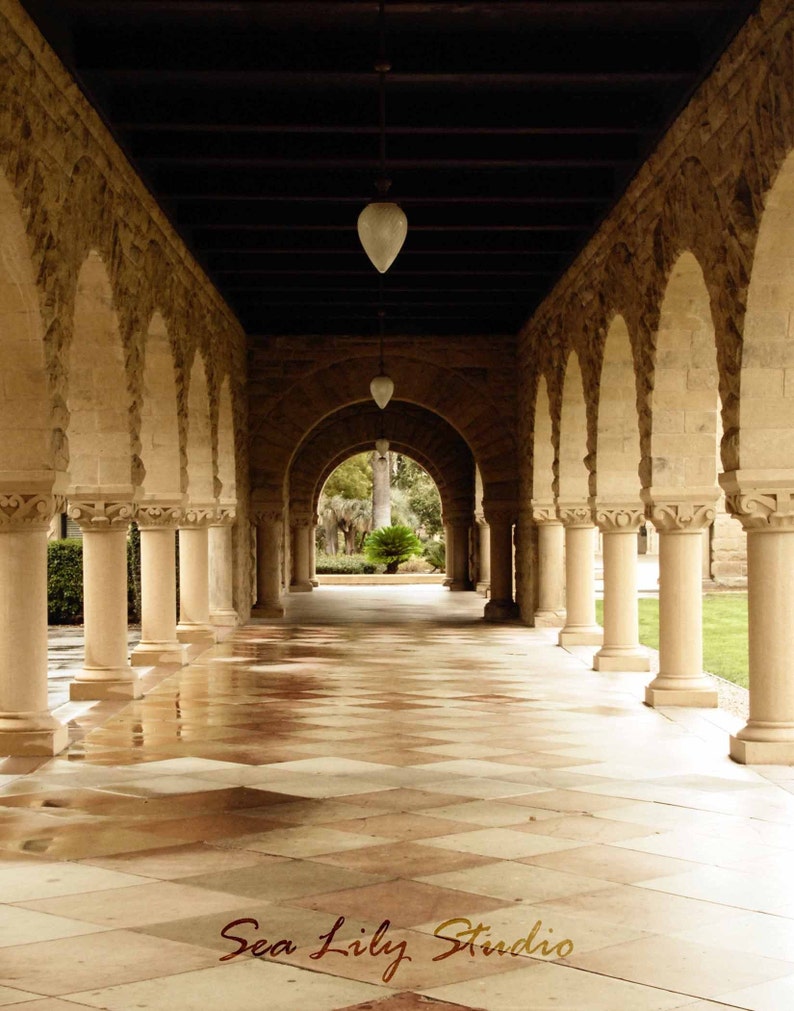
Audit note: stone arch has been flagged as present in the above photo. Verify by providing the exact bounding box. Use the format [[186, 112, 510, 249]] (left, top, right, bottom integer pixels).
[[138, 310, 181, 500], [250, 355, 517, 506], [65, 250, 132, 493], [595, 314, 642, 505], [217, 374, 237, 505], [184, 352, 214, 505], [558, 352, 590, 507], [0, 169, 53, 482], [738, 149, 794, 472], [532, 376, 555, 506], [647, 251, 720, 498], [288, 402, 474, 521]]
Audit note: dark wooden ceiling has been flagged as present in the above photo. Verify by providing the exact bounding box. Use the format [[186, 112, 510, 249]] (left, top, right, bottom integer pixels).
[[21, 0, 759, 340]]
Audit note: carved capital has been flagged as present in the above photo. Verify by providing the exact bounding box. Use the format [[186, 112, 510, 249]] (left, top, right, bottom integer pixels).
[[0, 493, 64, 531], [593, 504, 645, 533], [135, 503, 183, 529], [531, 502, 560, 525], [179, 504, 216, 529], [482, 499, 517, 527], [644, 500, 716, 532], [720, 471, 794, 530], [556, 502, 593, 527], [290, 511, 314, 529], [253, 509, 283, 527], [211, 506, 237, 527], [68, 499, 134, 531]]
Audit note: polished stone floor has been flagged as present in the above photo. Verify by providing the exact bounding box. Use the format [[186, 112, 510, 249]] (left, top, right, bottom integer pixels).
[[1, 586, 792, 1010]]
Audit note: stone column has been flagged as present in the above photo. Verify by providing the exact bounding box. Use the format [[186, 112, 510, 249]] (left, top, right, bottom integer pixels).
[[176, 506, 217, 647], [131, 503, 188, 667], [209, 506, 239, 625], [532, 504, 566, 626], [643, 497, 718, 707], [593, 505, 649, 672], [0, 493, 68, 756], [443, 522, 454, 587], [290, 512, 313, 592], [722, 475, 794, 763], [476, 518, 491, 595], [310, 516, 319, 587], [252, 509, 285, 617], [557, 505, 603, 647], [68, 499, 142, 701], [483, 504, 519, 620], [447, 515, 472, 591]]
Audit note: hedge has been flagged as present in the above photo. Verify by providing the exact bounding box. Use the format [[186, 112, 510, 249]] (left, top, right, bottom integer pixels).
[[315, 552, 377, 574]]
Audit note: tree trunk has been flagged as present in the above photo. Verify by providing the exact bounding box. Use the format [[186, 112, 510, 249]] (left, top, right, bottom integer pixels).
[[372, 451, 391, 530], [323, 516, 338, 555], [344, 525, 357, 555]]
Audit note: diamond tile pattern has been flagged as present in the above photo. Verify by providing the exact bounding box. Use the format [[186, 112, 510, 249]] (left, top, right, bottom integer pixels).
[[0, 585, 791, 1009]]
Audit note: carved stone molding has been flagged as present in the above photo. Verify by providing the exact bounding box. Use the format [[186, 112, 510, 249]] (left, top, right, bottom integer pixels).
[[68, 499, 135, 531], [720, 471, 794, 531], [593, 504, 645, 533], [252, 509, 283, 527], [482, 500, 518, 526], [211, 506, 237, 527], [556, 502, 593, 527], [135, 503, 183, 529], [644, 500, 716, 532], [179, 504, 217, 529], [290, 511, 314, 529], [0, 493, 64, 531], [531, 502, 561, 525]]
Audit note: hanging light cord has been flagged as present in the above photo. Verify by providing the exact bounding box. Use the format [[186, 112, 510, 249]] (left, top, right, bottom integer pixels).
[[376, 0, 390, 197]]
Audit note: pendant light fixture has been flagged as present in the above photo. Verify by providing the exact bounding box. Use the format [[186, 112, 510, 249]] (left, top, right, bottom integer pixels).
[[370, 305, 394, 409], [357, 0, 407, 273]]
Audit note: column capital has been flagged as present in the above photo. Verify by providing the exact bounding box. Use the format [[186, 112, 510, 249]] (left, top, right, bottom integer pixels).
[[253, 508, 283, 526], [531, 501, 561, 525], [290, 510, 314, 529], [179, 503, 216, 529], [211, 505, 237, 527], [68, 498, 134, 531], [135, 501, 183, 529], [482, 500, 517, 526], [641, 491, 717, 532], [444, 512, 472, 527], [556, 502, 593, 527], [720, 470, 794, 531], [0, 493, 64, 531], [593, 502, 645, 533]]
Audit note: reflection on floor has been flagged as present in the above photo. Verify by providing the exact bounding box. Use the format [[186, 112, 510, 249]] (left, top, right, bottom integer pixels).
[[1, 586, 793, 1011]]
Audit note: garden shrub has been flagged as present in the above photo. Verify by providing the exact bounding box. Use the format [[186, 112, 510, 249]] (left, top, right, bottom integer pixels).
[[47, 539, 84, 624], [315, 552, 377, 574]]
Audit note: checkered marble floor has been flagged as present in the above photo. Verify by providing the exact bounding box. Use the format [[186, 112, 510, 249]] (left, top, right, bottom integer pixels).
[[1, 585, 793, 1011]]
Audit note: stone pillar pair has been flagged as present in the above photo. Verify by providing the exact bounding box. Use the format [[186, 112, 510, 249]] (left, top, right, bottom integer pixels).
[[476, 516, 491, 595], [252, 508, 285, 617], [532, 504, 566, 625], [443, 512, 472, 591], [482, 502, 519, 621], [290, 510, 314, 593]]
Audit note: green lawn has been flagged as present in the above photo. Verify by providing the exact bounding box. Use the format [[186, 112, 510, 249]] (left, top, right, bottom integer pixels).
[[595, 594, 749, 689]]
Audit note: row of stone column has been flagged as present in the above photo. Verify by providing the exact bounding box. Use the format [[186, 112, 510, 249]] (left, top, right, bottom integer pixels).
[[0, 493, 238, 757], [532, 487, 794, 765]]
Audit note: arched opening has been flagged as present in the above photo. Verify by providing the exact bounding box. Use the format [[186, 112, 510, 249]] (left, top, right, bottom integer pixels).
[[532, 376, 554, 507], [138, 310, 180, 501], [596, 315, 642, 507], [66, 250, 131, 494]]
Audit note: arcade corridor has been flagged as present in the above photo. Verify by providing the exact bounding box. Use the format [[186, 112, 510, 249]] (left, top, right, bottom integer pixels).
[[0, 587, 793, 1009]]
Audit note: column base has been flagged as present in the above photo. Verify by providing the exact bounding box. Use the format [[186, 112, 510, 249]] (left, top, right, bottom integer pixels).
[[442, 577, 453, 587], [131, 641, 189, 667], [476, 580, 491, 596], [310, 578, 319, 587], [289, 582, 313, 593], [593, 647, 650, 672], [729, 721, 794, 764], [559, 625, 603, 647], [209, 609, 240, 626], [483, 598, 520, 622], [644, 677, 718, 708], [177, 624, 217, 646], [0, 723, 69, 756], [251, 602, 285, 619], [447, 580, 472, 592], [70, 669, 143, 701], [534, 609, 566, 628]]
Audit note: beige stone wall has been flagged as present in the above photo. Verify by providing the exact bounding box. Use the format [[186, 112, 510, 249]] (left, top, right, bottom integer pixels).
[[0, 0, 251, 615], [518, 0, 794, 610]]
